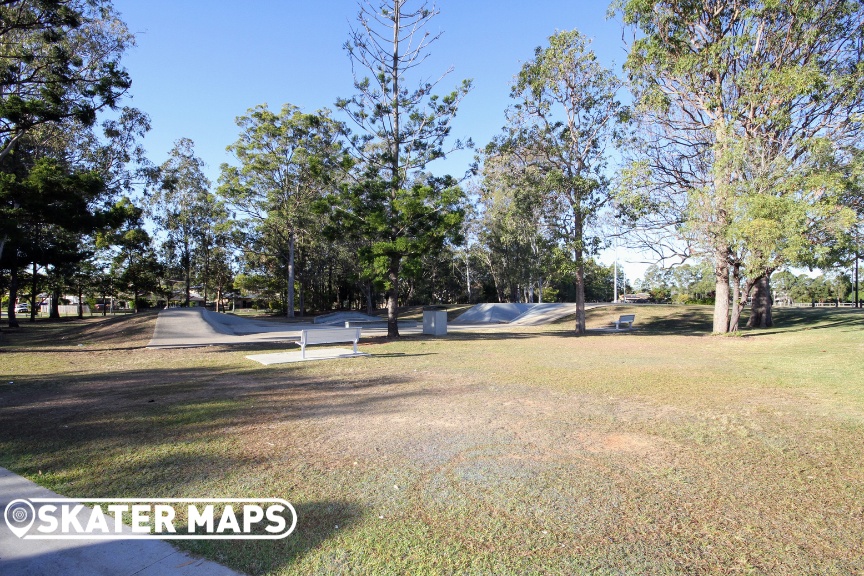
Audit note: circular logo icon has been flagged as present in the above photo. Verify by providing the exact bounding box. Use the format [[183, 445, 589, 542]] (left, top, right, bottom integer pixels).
[[4, 499, 36, 538]]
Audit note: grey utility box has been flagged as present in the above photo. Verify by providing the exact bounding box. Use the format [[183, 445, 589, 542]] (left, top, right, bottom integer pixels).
[[422, 307, 447, 336]]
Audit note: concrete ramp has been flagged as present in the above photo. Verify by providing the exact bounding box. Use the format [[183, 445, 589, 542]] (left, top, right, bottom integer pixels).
[[313, 311, 381, 325], [451, 302, 608, 326], [148, 308, 304, 348], [201, 310, 308, 335], [509, 303, 582, 325], [450, 303, 534, 324]]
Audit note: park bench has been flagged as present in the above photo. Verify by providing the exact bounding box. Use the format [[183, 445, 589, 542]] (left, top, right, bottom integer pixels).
[[300, 328, 362, 359], [614, 314, 636, 330]]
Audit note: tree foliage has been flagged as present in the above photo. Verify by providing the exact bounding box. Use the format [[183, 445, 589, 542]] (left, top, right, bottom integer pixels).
[[331, 0, 470, 336], [0, 0, 132, 162], [219, 104, 348, 317], [149, 138, 215, 307], [617, 0, 864, 332], [497, 28, 623, 333]]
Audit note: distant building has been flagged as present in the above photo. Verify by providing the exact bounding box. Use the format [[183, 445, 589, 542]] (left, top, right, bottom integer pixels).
[[622, 292, 651, 304]]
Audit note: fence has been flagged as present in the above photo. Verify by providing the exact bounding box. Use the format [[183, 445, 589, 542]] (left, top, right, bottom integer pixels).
[[29, 305, 93, 316], [785, 302, 859, 308]]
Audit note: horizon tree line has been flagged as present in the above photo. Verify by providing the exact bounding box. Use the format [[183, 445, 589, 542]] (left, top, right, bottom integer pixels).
[[1, 0, 862, 336]]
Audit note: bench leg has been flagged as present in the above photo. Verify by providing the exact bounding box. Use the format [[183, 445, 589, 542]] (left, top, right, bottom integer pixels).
[[301, 343, 306, 359], [353, 339, 358, 354]]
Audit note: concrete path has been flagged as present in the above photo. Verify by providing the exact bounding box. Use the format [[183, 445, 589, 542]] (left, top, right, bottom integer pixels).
[[246, 348, 369, 365], [0, 468, 242, 576]]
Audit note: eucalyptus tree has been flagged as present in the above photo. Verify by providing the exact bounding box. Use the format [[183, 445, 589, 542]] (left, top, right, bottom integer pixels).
[[476, 146, 551, 303], [218, 104, 348, 317], [332, 0, 471, 337], [501, 29, 623, 334], [617, 0, 864, 332], [150, 139, 214, 307]]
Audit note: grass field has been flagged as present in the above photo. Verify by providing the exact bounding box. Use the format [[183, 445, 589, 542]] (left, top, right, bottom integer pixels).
[[1, 305, 862, 575]]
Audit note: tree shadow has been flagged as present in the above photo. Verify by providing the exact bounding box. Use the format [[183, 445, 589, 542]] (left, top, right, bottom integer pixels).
[[180, 499, 363, 575], [0, 310, 159, 350], [0, 362, 419, 574], [738, 308, 863, 337]]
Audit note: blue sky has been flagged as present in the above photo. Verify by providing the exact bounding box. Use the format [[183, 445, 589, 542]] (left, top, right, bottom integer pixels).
[[112, 0, 648, 280]]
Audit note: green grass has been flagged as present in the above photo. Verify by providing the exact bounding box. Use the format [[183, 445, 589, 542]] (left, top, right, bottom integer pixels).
[[1, 306, 863, 575]]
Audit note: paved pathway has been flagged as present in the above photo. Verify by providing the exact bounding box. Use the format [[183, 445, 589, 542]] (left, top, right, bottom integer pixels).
[[0, 468, 242, 576]]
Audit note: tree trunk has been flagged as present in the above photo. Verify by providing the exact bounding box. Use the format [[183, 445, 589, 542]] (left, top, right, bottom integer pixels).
[[184, 241, 191, 307], [287, 232, 295, 318], [30, 262, 38, 322], [711, 119, 733, 334], [365, 281, 373, 315], [747, 274, 773, 328], [465, 256, 472, 303], [574, 264, 586, 334], [855, 252, 859, 308], [327, 261, 333, 311], [78, 285, 84, 319], [712, 252, 730, 333], [730, 272, 756, 334], [133, 287, 139, 314], [50, 286, 60, 319], [386, 255, 400, 338], [729, 263, 741, 333], [216, 286, 222, 313], [7, 266, 19, 328], [573, 210, 586, 335], [299, 281, 305, 317]]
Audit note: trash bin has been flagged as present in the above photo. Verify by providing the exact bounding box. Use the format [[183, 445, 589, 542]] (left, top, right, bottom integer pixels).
[[422, 306, 447, 336]]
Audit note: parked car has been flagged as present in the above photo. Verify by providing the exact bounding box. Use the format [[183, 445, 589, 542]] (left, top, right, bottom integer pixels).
[[14, 303, 29, 314]]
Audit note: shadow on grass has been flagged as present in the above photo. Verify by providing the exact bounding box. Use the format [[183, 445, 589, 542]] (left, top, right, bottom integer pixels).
[[400, 308, 717, 342], [738, 308, 864, 337], [623, 308, 714, 335], [181, 499, 363, 575], [0, 495, 361, 576], [0, 363, 442, 497], [0, 310, 159, 351], [0, 363, 413, 573], [437, 307, 858, 341]]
